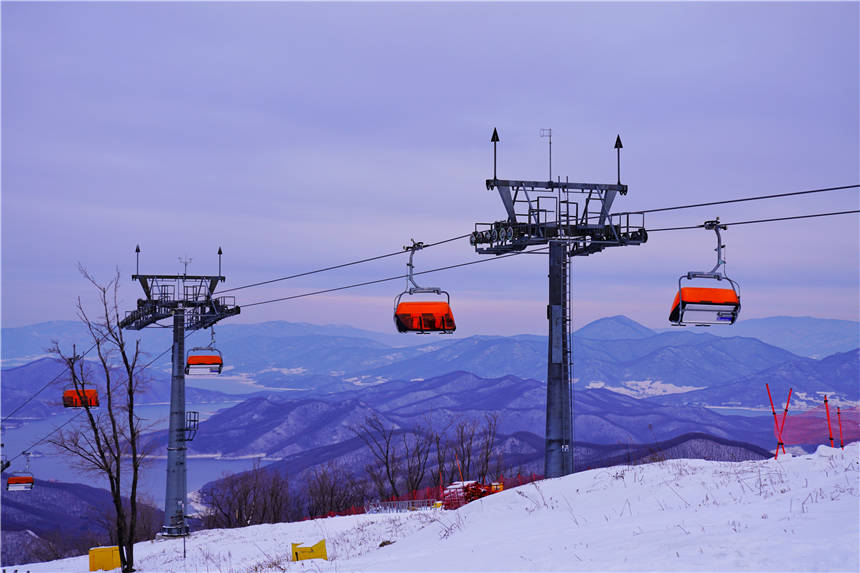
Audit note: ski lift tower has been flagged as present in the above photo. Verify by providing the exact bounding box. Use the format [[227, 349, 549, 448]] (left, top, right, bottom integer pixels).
[[471, 129, 647, 478], [119, 247, 240, 536]]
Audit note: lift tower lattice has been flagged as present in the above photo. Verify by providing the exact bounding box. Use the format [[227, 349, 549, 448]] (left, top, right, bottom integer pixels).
[[470, 130, 647, 478], [119, 246, 240, 536]]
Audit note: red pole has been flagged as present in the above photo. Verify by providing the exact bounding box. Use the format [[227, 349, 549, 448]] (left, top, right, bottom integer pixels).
[[766, 384, 784, 458], [776, 388, 792, 456], [837, 407, 844, 449], [824, 395, 834, 447]]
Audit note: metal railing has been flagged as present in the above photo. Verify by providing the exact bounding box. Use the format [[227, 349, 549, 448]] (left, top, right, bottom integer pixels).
[[364, 499, 437, 514]]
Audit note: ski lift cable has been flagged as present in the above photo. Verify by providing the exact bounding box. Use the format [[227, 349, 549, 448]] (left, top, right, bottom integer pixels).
[[6, 204, 858, 426], [3, 248, 547, 462], [648, 209, 860, 232], [4, 340, 180, 465], [4, 189, 858, 460], [217, 184, 857, 297], [216, 233, 472, 295], [617, 184, 859, 216], [241, 246, 550, 308], [1, 340, 102, 424]]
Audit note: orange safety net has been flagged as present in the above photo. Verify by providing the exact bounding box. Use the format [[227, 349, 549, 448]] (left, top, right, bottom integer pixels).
[[775, 405, 860, 446], [394, 301, 456, 333], [62, 388, 99, 408], [187, 355, 223, 366]]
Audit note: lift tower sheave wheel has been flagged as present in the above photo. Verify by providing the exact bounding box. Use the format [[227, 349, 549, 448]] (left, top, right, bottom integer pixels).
[[472, 130, 647, 479], [119, 247, 239, 537]]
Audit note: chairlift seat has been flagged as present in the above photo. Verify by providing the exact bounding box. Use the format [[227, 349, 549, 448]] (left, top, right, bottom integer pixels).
[[6, 475, 34, 491], [62, 388, 99, 408], [394, 301, 456, 333], [670, 286, 740, 326], [185, 352, 224, 375]]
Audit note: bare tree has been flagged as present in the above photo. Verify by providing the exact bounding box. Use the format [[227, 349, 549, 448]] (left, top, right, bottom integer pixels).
[[48, 267, 150, 573], [199, 460, 294, 529], [402, 423, 433, 495], [352, 415, 402, 499], [305, 461, 368, 517], [476, 413, 500, 483], [432, 423, 457, 488], [453, 418, 477, 481]]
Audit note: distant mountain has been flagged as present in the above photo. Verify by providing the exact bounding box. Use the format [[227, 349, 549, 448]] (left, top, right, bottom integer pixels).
[[0, 321, 94, 366], [648, 349, 860, 409], [0, 319, 435, 366], [0, 478, 163, 566], [163, 372, 776, 468], [677, 316, 859, 358], [574, 315, 656, 340], [1, 358, 241, 421], [144, 396, 389, 458], [4, 316, 853, 415], [215, 320, 434, 348]]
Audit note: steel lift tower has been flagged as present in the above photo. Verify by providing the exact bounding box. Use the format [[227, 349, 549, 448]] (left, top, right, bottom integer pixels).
[[471, 129, 647, 478], [119, 247, 240, 536]]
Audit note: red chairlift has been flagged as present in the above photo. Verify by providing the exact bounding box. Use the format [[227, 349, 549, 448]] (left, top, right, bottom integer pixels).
[[669, 219, 741, 326], [185, 328, 224, 375], [393, 240, 456, 334], [5, 452, 34, 492], [62, 388, 100, 408]]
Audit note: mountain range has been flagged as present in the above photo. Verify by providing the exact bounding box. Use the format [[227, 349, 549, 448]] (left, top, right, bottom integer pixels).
[[4, 316, 857, 422]]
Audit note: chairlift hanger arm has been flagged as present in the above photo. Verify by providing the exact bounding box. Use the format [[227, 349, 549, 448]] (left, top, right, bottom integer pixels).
[[699, 219, 728, 276], [403, 241, 442, 293]]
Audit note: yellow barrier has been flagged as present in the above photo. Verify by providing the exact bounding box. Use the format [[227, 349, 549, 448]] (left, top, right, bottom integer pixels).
[[292, 539, 328, 561], [89, 546, 121, 571]]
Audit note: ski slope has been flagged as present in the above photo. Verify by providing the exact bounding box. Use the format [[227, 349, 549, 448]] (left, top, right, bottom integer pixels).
[[21, 443, 859, 572]]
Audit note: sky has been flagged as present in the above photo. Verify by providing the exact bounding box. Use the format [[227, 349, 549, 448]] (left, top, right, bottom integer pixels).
[[2, 1, 858, 337]]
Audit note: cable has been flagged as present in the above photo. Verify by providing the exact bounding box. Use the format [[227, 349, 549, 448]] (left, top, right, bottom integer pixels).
[[5, 338, 178, 465], [243, 246, 549, 309], [217, 185, 857, 296], [216, 232, 471, 295], [5, 188, 858, 461], [244, 208, 860, 309], [619, 184, 859, 216], [1, 340, 101, 423], [648, 209, 860, 232]]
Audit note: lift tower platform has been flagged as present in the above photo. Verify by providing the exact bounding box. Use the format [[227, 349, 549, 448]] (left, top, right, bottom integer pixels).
[[471, 130, 647, 478], [119, 247, 240, 536]]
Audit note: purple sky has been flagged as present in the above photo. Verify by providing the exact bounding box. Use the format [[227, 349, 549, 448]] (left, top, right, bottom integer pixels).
[[2, 2, 858, 336]]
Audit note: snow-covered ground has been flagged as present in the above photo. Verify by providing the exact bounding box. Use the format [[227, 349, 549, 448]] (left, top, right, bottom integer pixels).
[[21, 443, 859, 572]]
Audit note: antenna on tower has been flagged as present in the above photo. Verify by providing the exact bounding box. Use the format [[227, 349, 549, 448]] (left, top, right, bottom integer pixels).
[[179, 256, 193, 277], [135, 245, 141, 275], [218, 247, 223, 277], [540, 128, 552, 181]]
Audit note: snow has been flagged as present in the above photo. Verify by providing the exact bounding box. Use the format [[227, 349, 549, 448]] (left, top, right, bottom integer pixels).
[[587, 379, 706, 398], [20, 443, 860, 572]]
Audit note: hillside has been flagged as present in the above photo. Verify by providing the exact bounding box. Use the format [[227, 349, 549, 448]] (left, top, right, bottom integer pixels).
[[704, 316, 860, 358], [143, 374, 776, 467], [1, 479, 163, 566], [21, 443, 859, 572]]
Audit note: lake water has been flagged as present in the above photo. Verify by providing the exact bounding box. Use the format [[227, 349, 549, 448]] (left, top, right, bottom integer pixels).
[[2, 400, 273, 508]]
